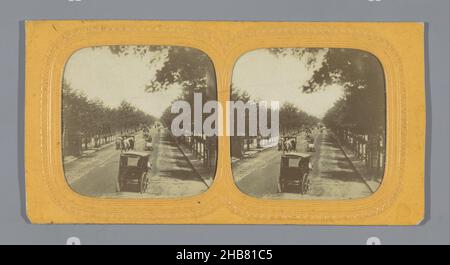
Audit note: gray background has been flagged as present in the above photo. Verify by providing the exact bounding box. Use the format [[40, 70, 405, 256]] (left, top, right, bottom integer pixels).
[[0, 0, 448, 244]]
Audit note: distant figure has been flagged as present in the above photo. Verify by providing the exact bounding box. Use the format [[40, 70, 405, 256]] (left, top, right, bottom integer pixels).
[[116, 136, 134, 153], [122, 138, 128, 152], [278, 138, 284, 151], [115, 137, 122, 150]]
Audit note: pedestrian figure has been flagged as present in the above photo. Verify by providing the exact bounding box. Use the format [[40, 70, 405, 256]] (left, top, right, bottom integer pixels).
[[120, 137, 130, 152], [278, 138, 284, 151], [115, 137, 122, 150]]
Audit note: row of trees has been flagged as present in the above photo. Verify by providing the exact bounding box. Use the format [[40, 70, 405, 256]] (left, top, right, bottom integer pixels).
[[270, 48, 386, 180], [279, 102, 320, 135], [322, 87, 385, 179], [63, 82, 156, 156], [318, 49, 385, 179], [230, 88, 319, 158], [231, 87, 319, 134], [159, 92, 218, 170]]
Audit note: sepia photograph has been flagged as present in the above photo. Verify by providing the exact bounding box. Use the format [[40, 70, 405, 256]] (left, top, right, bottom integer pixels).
[[231, 48, 386, 200], [62, 45, 217, 198]]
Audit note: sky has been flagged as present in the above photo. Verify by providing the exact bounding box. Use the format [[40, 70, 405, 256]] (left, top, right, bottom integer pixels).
[[64, 46, 344, 120], [232, 49, 344, 118], [63, 46, 181, 118]]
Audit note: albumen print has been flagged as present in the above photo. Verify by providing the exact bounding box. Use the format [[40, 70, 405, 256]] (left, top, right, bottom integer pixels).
[[62, 46, 217, 198], [230, 48, 386, 200]]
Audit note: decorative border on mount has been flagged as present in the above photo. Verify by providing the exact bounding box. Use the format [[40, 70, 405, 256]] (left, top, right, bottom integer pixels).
[[29, 22, 225, 223], [222, 27, 406, 223]]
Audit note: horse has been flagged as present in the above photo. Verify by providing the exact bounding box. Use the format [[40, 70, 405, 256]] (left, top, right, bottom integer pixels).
[[122, 138, 131, 152], [115, 137, 122, 150], [116, 136, 131, 152], [278, 138, 284, 151]]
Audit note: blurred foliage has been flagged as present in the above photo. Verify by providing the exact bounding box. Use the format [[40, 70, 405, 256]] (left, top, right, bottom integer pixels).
[[108, 45, 216, 98], [108, 45, 217, 130], [279, 102, 320, 135]]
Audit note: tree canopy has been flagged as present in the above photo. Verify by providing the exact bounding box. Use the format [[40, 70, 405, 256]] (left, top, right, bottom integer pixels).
[[279, 102, 319, 134], [317, 49, 385, 132], [271, 48, 386, 133], [62, 81, 156, 137], [108, 45, 216, 99]]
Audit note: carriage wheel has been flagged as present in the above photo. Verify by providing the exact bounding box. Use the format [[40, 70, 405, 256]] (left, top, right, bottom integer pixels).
[[300, 175, 305, 194], [142, 174, 149, 193], [139, 179, 144, 194], [301, 174, 310, 194], [305, 179, 311, 193]]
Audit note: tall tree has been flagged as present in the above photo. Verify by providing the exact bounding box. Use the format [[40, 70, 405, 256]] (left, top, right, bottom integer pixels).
[[108, 45, 216, 100], [279, 102, 319, 134]]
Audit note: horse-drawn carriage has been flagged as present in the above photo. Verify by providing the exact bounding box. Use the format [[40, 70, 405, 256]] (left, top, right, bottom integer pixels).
[[278, 152, 312, 194], [116, 151, 151, 193], [142, 131, 153, 151], [278, 136, 297, 152], [115, 135, 135, 152]]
